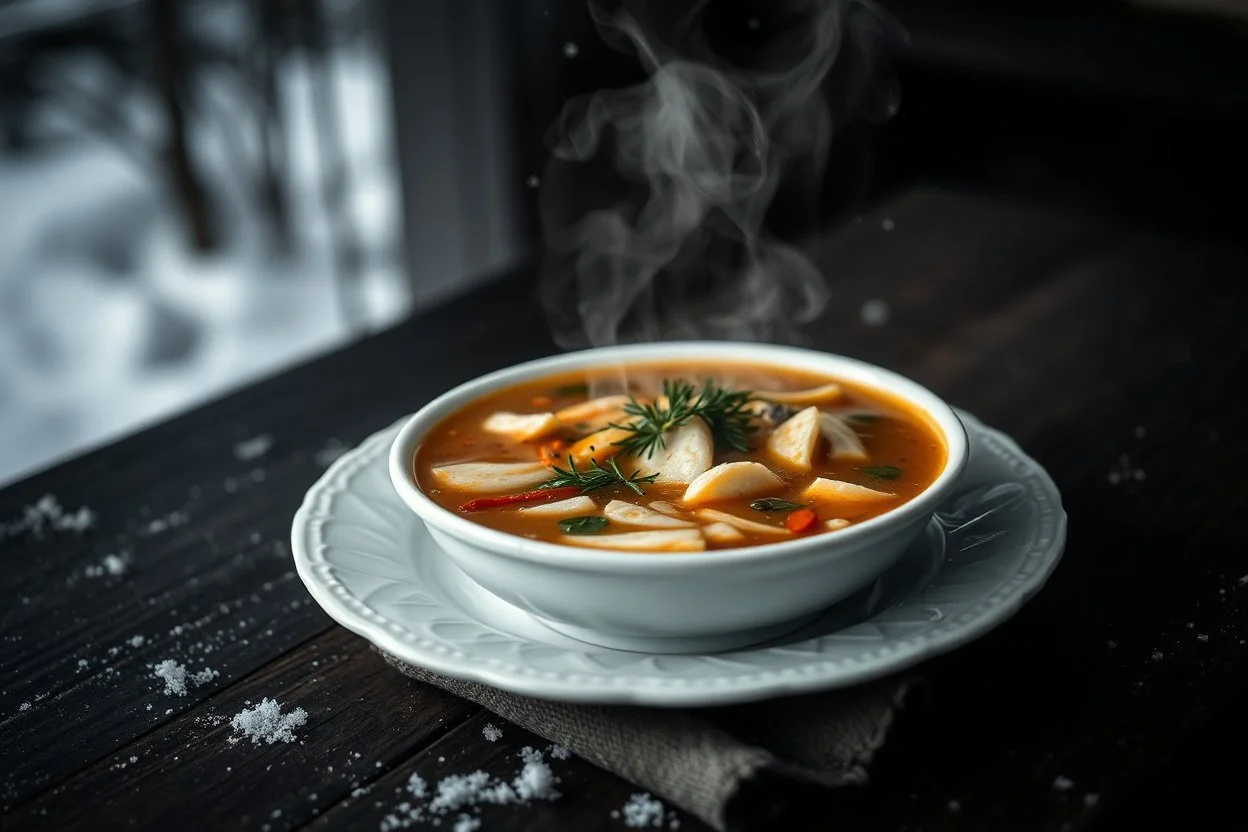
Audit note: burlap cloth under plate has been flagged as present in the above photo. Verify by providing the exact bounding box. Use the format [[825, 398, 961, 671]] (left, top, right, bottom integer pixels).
[[379, 649, 924, 831]]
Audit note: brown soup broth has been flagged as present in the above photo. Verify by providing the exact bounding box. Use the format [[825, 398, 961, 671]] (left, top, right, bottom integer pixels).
[[415, 361, 947, 550]]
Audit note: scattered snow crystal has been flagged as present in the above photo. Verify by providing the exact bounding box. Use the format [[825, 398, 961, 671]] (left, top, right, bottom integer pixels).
[[525, 175, 541, 189], [103, 553, 128, 576], [190, 667, 219, 686], [153, 659, 189, 696], [562, 42, 579, 58], [429, 772, 510, 814], [881, 217, 896, 231], [1052, 776, 1075, 791], [1107, 454, 1146, 486], [452, 816, 481, 832], [548, 744, 571, 760], [379, 749, 564, 829], [141, 511, 189, 536], [0, 494, 94, 541], [152, 659, 217, 696], [313, 438, 349, 467], [482, 723, 503, 742], [229, 698, 308, 745], [860, 298, 890, 327], [233, 434, 273, 462], [513, 758, 559, 801], [621, 793, 666, 828]]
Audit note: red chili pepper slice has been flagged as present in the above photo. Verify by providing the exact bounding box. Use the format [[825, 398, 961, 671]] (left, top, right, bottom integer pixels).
[[458, 486, 580, 513]]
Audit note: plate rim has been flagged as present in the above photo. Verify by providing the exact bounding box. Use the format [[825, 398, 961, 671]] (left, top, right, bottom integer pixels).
[[291, 410, 1067, 706]]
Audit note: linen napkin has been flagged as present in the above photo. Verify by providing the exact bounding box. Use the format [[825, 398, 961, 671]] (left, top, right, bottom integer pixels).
[[378, 649, 923, 832]]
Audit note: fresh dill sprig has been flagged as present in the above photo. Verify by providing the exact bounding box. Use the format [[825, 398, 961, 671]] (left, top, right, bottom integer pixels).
[[541, 456, 659, 496], [612, 378, 756, 458]]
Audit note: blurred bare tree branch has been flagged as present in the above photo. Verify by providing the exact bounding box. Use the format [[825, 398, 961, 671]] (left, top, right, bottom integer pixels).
[[0, 0, 370, 276]]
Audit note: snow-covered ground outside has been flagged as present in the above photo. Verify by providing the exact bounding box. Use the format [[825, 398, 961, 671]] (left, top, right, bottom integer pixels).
[[0, 43, 414, 488]]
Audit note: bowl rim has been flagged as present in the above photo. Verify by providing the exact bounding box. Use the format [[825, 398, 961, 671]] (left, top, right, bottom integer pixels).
[[387, 341, 969, 573]]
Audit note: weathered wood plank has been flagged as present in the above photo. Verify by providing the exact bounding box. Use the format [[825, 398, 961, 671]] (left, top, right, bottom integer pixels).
[[306, 706, 703, 832], [0, 275, 557, 808], [3, 630, 479, 830]]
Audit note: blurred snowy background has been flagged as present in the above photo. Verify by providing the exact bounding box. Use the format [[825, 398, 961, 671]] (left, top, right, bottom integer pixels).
[[0, 0, 492, 486], [0, 0, 644, 488]]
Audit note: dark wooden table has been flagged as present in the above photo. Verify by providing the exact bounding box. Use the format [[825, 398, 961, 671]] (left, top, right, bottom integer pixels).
[[3, 184, 1245, 831]]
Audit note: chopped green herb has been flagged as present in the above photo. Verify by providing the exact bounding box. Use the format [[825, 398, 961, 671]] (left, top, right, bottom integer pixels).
[[849, 413, 881, 424], [559, 515, 609, 534], [542, 456, 658, 495], [612, 378, 756, 458], [864, 465, 902, 480], [749, 498, 806, 513], [554, 383, 589, 397]]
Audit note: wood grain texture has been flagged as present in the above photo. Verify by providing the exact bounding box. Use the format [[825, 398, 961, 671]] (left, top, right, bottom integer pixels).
[[2, 184, 1246, 830]]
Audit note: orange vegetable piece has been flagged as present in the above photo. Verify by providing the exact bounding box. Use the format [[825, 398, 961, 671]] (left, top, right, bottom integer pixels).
[[538, 439, 567, 466], [566, 427, 633, 466], [531, 395, 554, 408], [784, 508, 818, 533]]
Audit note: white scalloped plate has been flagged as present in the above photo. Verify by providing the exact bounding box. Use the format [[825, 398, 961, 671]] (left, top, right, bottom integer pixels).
[[292, 410, 1065, 706]]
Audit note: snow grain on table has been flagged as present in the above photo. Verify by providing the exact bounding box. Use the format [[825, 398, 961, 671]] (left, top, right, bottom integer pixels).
[[229, 698, 308, 746], [0, 494, 94, 542], [233, 434, 274, 462], [377, 745, 565, 831]]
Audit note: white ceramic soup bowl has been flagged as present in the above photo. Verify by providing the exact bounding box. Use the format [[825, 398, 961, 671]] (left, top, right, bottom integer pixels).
[[389, 341, 968, 654]]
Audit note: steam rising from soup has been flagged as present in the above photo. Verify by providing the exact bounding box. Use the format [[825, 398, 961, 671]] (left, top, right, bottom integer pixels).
[[536, 0, 901, 350]]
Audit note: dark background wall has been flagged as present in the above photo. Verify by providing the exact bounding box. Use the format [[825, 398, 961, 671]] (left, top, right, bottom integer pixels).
[[382, 0, 1247, 271]]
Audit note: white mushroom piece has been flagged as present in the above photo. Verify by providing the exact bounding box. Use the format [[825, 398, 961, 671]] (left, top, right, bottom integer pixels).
[[752, 383, 843, 406], [603, 500, 696, 529], [555, 395, 633, 431], [801, 477, 894, 504], [681, 461, 786, 506], [765, 406, 822, 471], [699, 521, 746, 544], [558, 529, 706, 552], [818, 413, 869, 461], [695, 508, 790, 537], [626, 420, 713, 485], [482, 412, 561, 442], [429, 461, 552, 494], [516, 496, 598, 517]]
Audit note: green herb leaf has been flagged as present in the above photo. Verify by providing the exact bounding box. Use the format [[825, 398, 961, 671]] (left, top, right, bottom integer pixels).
[[612, 378, 756, 458], [863, 465, 902, 480], [554, 383, 589, 397], [542, 456, 659, 495], [749, 498, 806, 513], [559, 515, 609, 534], [849, 413, 880, 424]]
